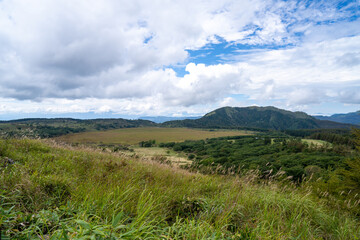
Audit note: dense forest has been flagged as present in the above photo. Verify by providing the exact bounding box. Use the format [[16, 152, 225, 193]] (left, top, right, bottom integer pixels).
[[160, 136, 352, 181], [159, 130, 360, 216], [284, 129, 356, 147]]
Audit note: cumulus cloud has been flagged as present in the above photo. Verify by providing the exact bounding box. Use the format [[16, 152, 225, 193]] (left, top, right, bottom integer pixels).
[[163, 34, 360, 109], [0, 0, 359, 116], [0, 0, 270, 101]]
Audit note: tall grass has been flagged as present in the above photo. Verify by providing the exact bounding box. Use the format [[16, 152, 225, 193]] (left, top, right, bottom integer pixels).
[[0, 138, 359, 239]]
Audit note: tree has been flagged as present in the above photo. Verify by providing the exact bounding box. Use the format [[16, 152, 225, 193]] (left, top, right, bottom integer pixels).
[[339, 128, 360, 195]]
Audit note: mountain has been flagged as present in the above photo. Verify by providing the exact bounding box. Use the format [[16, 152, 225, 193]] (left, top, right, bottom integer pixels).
[[162, 106, 354, 130], [314, 111, 360, 125], [0, 107, 355, 138], [139, 116, 201, 123]]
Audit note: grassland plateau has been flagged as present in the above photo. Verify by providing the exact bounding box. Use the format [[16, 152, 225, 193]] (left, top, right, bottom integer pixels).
[[56, 127, 253, 145]]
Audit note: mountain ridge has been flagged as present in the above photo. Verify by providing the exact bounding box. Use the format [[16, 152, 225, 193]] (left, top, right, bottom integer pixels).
[[162, 106, 354, 130], [314, 111, 360, 125], [0, 106, 356, 137]]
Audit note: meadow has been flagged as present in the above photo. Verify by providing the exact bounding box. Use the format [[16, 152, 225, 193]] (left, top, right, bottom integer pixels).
[[133, 147, 192, 166], [301, 139, 331, 147], [1, 138, 360, 239], [56, 127, 253, 145]]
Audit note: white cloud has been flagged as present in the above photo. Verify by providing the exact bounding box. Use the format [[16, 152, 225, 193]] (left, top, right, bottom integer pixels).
[[219, 97, 246, 108], [164, 34, 360, 108], [0, 0, 359, 117], [0, 0, 273, 101]]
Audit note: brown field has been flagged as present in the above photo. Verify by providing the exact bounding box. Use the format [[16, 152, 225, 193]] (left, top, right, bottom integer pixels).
[[56, 127, 253, 145]]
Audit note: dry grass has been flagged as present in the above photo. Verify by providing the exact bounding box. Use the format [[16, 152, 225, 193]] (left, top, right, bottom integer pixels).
[[133, 147, 192, 166], [56, 127, 253, 145]]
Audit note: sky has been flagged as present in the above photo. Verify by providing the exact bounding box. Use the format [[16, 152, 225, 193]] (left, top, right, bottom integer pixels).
[[0, 0, 359, 120]]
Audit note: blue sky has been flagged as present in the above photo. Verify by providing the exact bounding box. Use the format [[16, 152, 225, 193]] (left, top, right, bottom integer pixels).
[[0, 0, 359, 120], [179, 37, 294, 76]]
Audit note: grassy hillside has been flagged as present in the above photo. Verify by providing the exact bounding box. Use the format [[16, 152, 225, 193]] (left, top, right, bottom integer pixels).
[[1, 138, 360, 239], [162, 106, 353, 130], [56, 127, 253, 145]]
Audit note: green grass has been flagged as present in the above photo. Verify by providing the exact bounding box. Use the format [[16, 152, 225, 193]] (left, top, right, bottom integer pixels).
[[1, 138, 359, 239], [56, 127, 253, 145], [301, 139, 331, 147]]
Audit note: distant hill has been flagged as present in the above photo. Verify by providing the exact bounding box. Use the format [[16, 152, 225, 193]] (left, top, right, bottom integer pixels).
[[2, 117, 155, 127], [139, 116, 201, 123], [0, 118, 156, 138], [314, 111, 360, 125], [162, 106, 354, 130], [0, 107, 356, 138]]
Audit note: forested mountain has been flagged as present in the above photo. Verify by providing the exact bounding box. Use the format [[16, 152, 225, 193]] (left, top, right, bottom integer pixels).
[[314, 111, 360, 125], [162, 106, 353, 130]]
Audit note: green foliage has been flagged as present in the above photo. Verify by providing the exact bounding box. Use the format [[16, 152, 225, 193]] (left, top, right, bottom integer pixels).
[[167, 198, 205, 223], [264, 136, 271, 145], [139, 139, 156, 147], [285, 129, 355, 148], [163, 136, 347, 182], [0, 138, 359, 239], [287, 128, 360, 215], [329, 129, 360, 199]]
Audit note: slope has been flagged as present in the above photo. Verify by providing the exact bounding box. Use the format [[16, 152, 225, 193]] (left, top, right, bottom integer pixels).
[[162, 106, 353, 130], [1, 138, 359, 239]]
